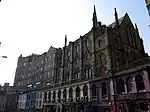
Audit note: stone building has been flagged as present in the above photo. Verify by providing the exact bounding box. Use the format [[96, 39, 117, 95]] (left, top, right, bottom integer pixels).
[[14, 54, 40, 89], [14, 5, 148, 112], [0, 83, 16, 112], [42, 6, 148, 112], [14, 46, 62, 91], [111, 58, 150, 112], [43, 47, 62, 87]]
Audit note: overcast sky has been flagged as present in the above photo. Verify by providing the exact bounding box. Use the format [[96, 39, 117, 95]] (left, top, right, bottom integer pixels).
[[0, 0, 149, 86]]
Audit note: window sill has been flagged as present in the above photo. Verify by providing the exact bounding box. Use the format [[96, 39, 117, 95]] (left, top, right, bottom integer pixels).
[[119, 92, 126, 94], [138, 89, 146, 93], [91, 96, 98, 101], [102, 95, 108, 99]]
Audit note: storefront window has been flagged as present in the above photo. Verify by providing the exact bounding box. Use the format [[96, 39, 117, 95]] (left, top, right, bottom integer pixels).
[[126, 77, 133, 92], [44, 92, 47, 102], [92, 84, 96, 97], [63, 89, 67, 100], [69, 88, 73, 98], [135, 74, 145, 92], [53, 91, 56, 100], [139, 102, 148, 111], [117, 78, 125, 93], [58, 90, 61, 100], [76, 86, 80, 97], [48, 91, 51, 102], [102, 82, 107, 97]]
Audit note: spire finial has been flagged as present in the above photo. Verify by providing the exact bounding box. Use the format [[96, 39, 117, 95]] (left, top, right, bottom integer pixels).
[[114, 8, 119, 25], [94, 5, 96, 14], [93, 5, 98, 28], [65, 35, 67, 47]]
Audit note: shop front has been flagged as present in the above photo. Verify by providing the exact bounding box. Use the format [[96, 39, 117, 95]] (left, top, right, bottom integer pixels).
[[116, 93, 150, 112]]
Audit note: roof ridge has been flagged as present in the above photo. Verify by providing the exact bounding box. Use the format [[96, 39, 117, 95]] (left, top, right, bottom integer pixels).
[[108, 13, 126, 28]]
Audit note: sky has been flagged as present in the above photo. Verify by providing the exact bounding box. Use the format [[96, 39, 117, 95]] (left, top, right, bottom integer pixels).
[[0, 0, 149, 86]]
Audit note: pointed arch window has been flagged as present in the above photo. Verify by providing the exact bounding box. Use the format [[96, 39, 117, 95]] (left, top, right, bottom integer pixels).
[[98, 39, 102, 48], [99, 53, 103, 64], [67, 49, 71, 57], [75, 68, 79, 79], [44, 92, 47, 102], [58, 90, 61, 100], [69, 88, 73, 98], [53, 91, 56, 101], [117, 78, 125, 94], [102, 82, 107, 97], [76, 44, 79, 53], [135, 74, 145, 92], [92, 84, 97, 97], [85, 69, 89, 79], [63, 89, 67, 100], [76, 86, 80, 97], [83, 85, 88, 96], [86, 55, 89, 60], [48, 91, 51, 102], [89, 68, 92, 78], [126, 77, 133, 93]]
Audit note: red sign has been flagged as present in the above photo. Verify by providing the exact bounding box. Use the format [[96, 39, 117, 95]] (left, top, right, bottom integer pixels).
[[110, 103, 116, 112]]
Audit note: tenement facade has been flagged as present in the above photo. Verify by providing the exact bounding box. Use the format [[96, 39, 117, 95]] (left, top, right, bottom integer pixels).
[[14, 6, 148, 112], [14, 46, 62, 90]]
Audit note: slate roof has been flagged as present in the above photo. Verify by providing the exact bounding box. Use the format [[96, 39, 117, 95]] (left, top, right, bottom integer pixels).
[[108, 13, 127, 28]]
